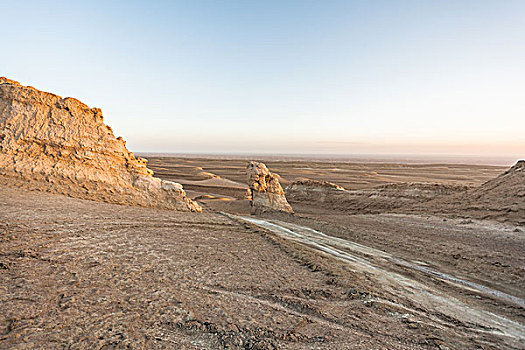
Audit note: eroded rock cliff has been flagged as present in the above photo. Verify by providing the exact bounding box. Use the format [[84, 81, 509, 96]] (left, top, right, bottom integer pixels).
[[0, 77, 201, 211], [246, 161, 293, 214]]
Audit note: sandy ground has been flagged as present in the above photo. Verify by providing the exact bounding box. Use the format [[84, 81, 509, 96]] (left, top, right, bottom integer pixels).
[[1, 157, 524, 349], [145, 156, 506, 191]]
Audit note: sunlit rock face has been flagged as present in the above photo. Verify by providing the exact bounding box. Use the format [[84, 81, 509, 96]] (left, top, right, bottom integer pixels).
[[246, 161, 293, 214], [0, 77, 201, 212]]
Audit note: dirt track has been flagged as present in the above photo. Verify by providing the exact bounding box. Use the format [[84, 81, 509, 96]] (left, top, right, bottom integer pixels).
[[236, 215, 524, 327]]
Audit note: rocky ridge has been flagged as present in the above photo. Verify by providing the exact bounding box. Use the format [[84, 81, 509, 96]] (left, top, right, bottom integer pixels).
[[285, 180, 346, 204], [418, 160, 525, 223], [285, 161, 524, 223], [286, 179, 469, 214], [0, 77, 201, 211]]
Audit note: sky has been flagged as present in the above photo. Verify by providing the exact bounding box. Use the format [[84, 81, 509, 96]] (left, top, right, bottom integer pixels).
[[2, 0, 524, 158]]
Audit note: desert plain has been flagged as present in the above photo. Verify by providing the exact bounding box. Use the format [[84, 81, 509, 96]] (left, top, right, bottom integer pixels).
[[2, 155, 524, 349], [3, 1, 525, 348]]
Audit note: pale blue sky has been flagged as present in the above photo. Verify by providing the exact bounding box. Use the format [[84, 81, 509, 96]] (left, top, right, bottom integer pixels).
[[2, 0, 524, 157]]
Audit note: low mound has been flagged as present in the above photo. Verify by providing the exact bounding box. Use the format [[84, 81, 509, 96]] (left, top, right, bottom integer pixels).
[[418, 160, 525, 223], [198, 171, 221, 179], [288, 179, 345, 191], [0, 77, 201, 211], [286, 180, 468, 214]]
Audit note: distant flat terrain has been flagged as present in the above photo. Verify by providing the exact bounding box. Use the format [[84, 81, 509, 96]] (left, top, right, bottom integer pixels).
[[145, 156, 505, 190]]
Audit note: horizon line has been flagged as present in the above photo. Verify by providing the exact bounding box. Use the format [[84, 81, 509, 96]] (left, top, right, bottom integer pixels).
[[135, 152, 522, 167]]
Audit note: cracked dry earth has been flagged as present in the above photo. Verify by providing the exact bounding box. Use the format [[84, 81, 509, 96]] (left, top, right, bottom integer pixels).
[[1, 186, 524, 349]]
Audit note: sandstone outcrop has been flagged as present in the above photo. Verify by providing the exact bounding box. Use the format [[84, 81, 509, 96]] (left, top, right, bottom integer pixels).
[[285, 180, 346, 203], [0, 77, 201, 211], [246, 161, 293, 214], [286, 179, 468, 214]]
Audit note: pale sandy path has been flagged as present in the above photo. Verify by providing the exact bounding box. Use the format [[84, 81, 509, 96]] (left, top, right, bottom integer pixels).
[[229, 214, 525, 343]]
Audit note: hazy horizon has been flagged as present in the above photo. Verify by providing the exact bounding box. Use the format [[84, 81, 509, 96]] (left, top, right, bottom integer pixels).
[[136, 151, 520, 167], [3, 1, 524, 158]]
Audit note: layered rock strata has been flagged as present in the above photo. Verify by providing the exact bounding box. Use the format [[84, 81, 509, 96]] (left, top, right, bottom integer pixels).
[[0, 77, 201, 211], [419, 160, 525, 223], [285, 180, 346, 203], [286, 180, 468, 214], [246, 161, 293, 214]]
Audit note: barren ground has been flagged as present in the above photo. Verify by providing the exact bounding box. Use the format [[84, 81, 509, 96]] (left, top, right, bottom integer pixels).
[[1, 156, 523, 349]]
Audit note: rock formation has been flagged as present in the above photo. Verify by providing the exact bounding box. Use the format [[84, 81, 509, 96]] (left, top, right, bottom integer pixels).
[[286, 179, 469, 214], [419, 160, 525, 224], [0, 77, 201, 211], [287, 161, 524, 223], [285, 180, 346, 203], [246, 161, 293, 214]]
